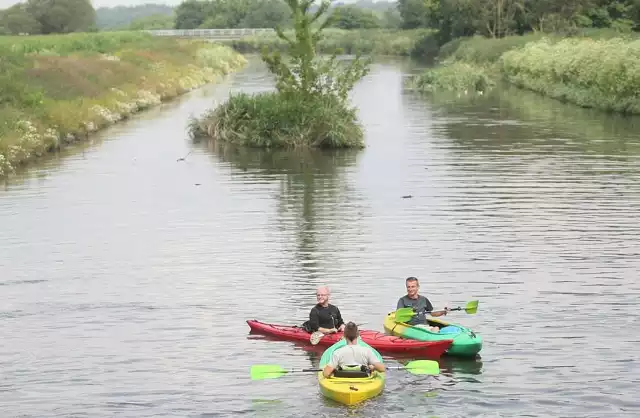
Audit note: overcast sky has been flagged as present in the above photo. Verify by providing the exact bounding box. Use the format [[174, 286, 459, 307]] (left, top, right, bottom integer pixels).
[[0, 0, 179, 7], [1, 0, 378, 9]]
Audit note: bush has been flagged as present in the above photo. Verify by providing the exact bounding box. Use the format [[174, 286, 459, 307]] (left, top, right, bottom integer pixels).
[[410, 32, 441, 61], [408, 61, 495, 94], [438, 33, 547, 65], [188, 92, 364, 148], [500, 37, 640, 114]]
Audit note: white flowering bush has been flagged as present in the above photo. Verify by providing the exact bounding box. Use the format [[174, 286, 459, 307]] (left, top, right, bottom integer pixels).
[[135, 90, 162, 108]]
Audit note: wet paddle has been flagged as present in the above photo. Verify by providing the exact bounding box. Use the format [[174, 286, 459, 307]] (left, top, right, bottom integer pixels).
[[250, 359, 440, 380], [394, 300, 479, 323]]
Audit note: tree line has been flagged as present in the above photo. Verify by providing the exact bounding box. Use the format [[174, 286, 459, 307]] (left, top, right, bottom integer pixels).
[[399, 0, 640, 44], [2, 0, 639, 37], [171, 0, 400, 30]]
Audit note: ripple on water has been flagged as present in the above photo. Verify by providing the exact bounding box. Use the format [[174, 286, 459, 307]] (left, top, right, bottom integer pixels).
[[1, 58, 640, 417]]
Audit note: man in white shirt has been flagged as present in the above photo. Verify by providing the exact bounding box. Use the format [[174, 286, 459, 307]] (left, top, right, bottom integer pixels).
[[322, 322, 386, 378]]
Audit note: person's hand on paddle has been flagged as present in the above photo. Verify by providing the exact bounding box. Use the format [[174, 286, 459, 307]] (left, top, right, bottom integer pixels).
[[337, 323, 345, 332]]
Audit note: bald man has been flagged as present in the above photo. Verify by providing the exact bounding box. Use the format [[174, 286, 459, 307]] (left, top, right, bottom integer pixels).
[[304, 286, 345, 334]]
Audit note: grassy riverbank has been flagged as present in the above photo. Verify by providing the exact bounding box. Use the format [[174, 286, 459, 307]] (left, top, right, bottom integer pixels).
[[0, 32, 246, 178], [409, 30, 640, 114], [227, 28, 431, 56]]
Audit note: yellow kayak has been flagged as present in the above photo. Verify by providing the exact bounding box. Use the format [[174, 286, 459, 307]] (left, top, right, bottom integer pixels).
[[317, 338, 385, 406]]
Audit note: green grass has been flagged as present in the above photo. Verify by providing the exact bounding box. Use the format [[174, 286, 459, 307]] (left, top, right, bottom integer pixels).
[[500, 37, 640, 114], [409, 29, 640, 114], [0, 31, 247, 178], [188, 91, 365, 149], [408, 61, 495, 94], [226, 28, 432, 56]]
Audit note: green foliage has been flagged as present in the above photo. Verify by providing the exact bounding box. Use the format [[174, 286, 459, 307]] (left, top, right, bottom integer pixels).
[[409, 61, 495, 93], [397, 0, 440, 29], [500, 37, 640, 113], [190, 0, 372, 149], [410, 31, 441, 60], [329, 5, 382, 29], [174, 0, 292, 29], [439, 34, 548, 64], [26, 0, 96, 34], [0, 32, 246, 178], [188, 92, 364, 148], [0, 4, 41, 35], [228, 28, 431, 56], [261, 0, 372, 103], [95, 4, 174, 30], [395, 0, 640, 44], [128, 14, 174, 30], [240, 0, 292, 28]]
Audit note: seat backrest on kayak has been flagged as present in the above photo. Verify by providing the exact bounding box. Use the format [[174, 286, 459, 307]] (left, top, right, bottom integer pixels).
[[333, 364, 370, 378]]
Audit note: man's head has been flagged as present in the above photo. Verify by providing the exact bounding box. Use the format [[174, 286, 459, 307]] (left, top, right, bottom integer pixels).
[[316, 286, 330, 306], [405, 276, 419, 299], [344, 321, 358, 343]]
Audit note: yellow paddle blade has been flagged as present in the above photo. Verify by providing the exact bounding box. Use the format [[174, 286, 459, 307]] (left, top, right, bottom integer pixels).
[[464, 300, 479, 314], [250, 365, 287, 380], [403, 360, 440, 375], [394, 307, 416, 323]]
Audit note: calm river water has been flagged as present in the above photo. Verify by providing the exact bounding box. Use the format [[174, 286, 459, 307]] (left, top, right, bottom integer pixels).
[[1, 56, 640, 417]]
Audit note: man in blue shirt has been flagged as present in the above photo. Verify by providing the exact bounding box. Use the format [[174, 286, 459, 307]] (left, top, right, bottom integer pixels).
[[396, 276, 448, 331]]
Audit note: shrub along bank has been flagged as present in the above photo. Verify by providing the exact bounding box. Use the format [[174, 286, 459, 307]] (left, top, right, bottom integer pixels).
[[0, 31, 246, 178], [408, 31, 640, 115]]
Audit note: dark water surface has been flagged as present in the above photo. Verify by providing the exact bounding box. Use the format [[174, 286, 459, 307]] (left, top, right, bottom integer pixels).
[[2, 57, 640, 417]]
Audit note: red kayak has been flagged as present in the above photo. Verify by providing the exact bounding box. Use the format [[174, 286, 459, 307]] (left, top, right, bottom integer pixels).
[[246, 320, 453, 358]]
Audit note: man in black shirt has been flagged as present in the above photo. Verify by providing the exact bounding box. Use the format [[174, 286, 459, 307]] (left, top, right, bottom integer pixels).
[[303, 286, 346, 334]]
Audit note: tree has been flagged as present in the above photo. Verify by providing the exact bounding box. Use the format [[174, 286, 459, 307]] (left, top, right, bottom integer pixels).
[[174, 0, 207, 29], [262, 0, 371, 102], [0, 3, 42, 34], [26, 0, 96, 34], [241, 0, 292, 28], [397, 0, 440, 29], [329, 5, 382, 29]]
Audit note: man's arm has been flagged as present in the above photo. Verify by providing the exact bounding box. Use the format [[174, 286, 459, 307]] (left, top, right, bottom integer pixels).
[[323, 353, 339, 377], [425, 299, 448, 317], [396, 298, 405, 310], [334, 307, 345, 331], [367, 351, 385, 373]]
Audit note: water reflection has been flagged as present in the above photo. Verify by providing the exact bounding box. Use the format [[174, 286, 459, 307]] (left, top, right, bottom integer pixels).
[[202, 139, 363, 310], [413, 84, 640, 159]]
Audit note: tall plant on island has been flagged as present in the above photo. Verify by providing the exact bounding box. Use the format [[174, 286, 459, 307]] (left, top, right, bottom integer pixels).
[[188, 0, 372, 149]]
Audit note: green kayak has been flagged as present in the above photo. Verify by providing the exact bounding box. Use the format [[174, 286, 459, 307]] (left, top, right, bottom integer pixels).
[[383, 311, 482, 358]]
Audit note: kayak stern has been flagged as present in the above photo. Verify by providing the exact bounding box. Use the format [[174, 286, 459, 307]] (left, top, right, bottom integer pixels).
[[318, 372, 385, 406], [384, 312, 482, 358], [318, 338, 386, 406]]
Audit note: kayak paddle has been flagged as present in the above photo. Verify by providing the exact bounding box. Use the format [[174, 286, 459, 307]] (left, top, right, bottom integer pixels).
[[395, 300, 479, 323], [250, 359, 440, 380], [309, 323, 368, 345]]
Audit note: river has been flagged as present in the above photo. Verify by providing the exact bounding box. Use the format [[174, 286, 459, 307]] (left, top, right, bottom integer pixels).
[[1, 56, 640, 417]]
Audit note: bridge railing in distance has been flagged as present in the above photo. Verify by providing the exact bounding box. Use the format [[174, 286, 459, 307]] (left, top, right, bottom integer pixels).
[[144, 29, 277, 39]]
